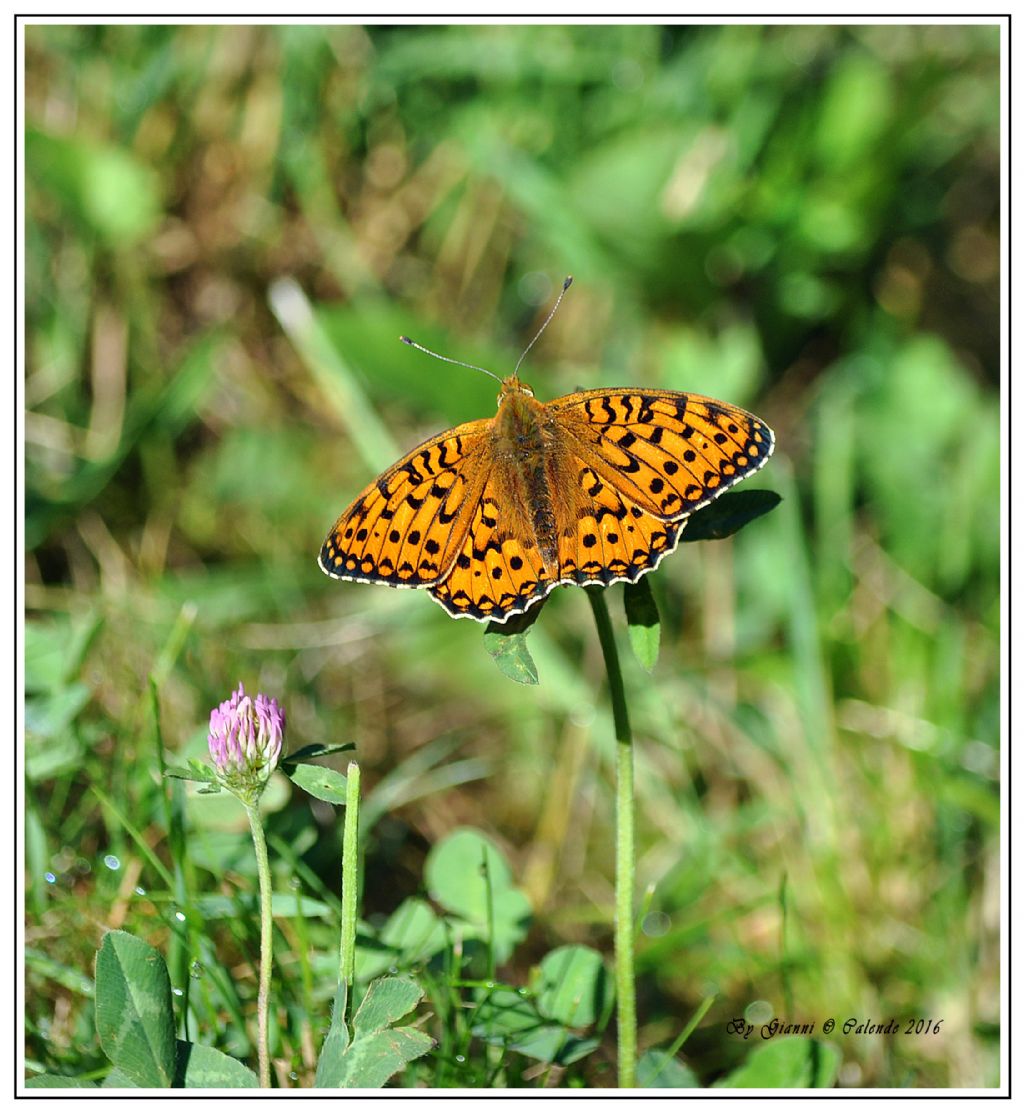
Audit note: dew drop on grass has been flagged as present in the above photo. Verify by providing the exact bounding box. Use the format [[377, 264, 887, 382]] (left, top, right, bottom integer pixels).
[[134, 886, 146, 896], [44, 872, 56, 885], [103, 855, 121, 871], [289, 875, 301, 890], [190, 961, 205, 979], [172, 986, 184, 997], [641, 911, 671, 937], [288, 1072, 298, 1082], [455, 1055, 466, 1064]]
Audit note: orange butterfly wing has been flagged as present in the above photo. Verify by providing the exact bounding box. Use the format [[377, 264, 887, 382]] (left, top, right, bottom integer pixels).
[[540, 389, 774, 615], [549, 388, 774, 520], [428, 474, 553, 621], [318, 418, 493, 589]]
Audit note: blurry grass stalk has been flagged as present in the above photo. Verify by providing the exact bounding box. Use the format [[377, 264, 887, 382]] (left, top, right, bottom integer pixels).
[[268, 277, 398, 475], [585, 588, 637, 1089], [245, 800, 275, 1088], [339, 761, 361, 1023]]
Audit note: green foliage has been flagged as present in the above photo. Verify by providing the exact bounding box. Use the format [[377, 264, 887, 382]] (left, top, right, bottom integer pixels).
[[713, 1036, 841, 1089], [424, 828, 532, 966], [89, 931, 259, 1089], [94, 931, 177, 1087], [285, 763, 349, 806], [484, 609, 542, 685], [624, 574, 661, 672], [636, 1050, 700, 1088], [315, 979, 433, 1088], [172, 1041, 260, 1089]]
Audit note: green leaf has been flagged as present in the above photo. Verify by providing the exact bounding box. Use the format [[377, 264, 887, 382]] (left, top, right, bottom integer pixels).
[[683, 489, 781, 543], [714, 1037, 841, 1088], [163, 759, 219, 786], [353, 977, 424, 1038], [378, 897, 447, 965], [535, 945, 611, 1029], [425, 828, 514, 919], [470, 991, 599, 1065], [637, 1049, 701, 1088], [483, 607, 542, 685], [424, 829, 531, 962], [504, 1028, 600, 1066], [173, 1041, 259, 1088], [319, 1027, 434, 1088], [317, 983, 351, 1065], [471, 988, 541, 1038], [282, 742, 356, 767], [288, 762, 348, 804], [315, 979, 432, 1088], [94, 931, 176, 1088], [623, 578, 661, 672], [100, 1067, 140, 1087], [25, 1075, 98, 1088]]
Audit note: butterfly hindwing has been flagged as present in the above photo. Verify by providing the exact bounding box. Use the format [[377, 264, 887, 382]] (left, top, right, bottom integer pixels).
[[319, 419, 492, 588], [557, 464, 688, 587], [429, 475, 553, 621], [550, 389, 774, 520]]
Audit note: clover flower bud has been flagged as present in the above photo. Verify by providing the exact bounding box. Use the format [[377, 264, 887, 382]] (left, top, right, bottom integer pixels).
[[207, 683, 285, 804]]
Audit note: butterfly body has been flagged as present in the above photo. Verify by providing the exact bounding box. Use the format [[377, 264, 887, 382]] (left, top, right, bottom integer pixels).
[[320, 374, 774, 623]]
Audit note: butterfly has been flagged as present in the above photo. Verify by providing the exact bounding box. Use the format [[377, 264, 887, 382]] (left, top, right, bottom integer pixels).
[[318, 373, 775, 625]]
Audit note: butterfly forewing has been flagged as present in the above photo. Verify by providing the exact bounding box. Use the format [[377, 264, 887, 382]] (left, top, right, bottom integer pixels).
[[550, 389, 774, 520], [319, 420, 492, 588]]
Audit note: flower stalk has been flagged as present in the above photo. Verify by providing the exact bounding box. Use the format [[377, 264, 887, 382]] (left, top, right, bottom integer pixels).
[[586, 588, 637, 1089], [207, 683, 286, 1087], [339, 762, 361, 1026], [246, 802, 275, 1088]]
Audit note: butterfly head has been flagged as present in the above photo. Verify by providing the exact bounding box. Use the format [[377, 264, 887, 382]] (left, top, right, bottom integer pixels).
[[498, 373, 535, 407]]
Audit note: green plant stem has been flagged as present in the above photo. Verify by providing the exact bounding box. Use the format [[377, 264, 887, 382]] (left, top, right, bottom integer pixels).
[[339, 762, 361, 1015], [246, 803, 274, 1089], [586, 588, 637, 1089]]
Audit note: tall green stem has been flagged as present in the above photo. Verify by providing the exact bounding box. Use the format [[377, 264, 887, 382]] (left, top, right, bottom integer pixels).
[[246, 803, 274, 1088], [339, 762, 361, 1014], [586, 588, 637, 1089]]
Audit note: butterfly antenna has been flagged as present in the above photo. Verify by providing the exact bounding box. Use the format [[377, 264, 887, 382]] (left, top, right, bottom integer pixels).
[[399, 335, 503, 385], [513, 275, 573, 377]]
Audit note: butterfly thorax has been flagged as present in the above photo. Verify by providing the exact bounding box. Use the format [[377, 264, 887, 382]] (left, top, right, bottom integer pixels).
[[492, 376, 565, 571]]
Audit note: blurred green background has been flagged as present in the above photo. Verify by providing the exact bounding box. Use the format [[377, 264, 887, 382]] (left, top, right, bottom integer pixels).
[[24, 23, 1000, 1088]]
